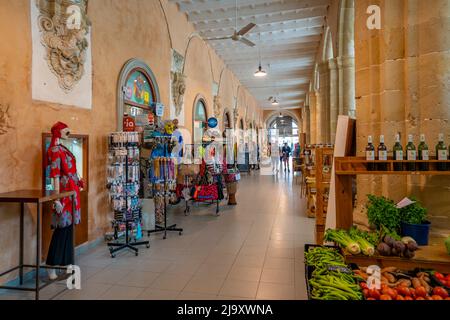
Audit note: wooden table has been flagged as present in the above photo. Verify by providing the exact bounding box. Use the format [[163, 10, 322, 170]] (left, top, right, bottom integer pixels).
[[0, 190, 76, 300]]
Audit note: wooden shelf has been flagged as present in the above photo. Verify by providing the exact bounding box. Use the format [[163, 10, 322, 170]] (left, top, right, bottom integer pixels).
[[344, 241, 450, 273], [334, 156, 450, 271], [335, 157, 450, 175]]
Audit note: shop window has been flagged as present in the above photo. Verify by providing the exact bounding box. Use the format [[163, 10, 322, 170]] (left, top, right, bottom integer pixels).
[[193, 98, 207, 144]]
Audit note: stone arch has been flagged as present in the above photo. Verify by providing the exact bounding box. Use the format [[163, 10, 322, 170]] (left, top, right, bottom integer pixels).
[[264, 110, 302, 131]]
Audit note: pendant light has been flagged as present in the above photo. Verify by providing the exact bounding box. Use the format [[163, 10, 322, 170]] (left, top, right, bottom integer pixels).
[[254, 34, 267, 77], [272, 99, 279, 106]]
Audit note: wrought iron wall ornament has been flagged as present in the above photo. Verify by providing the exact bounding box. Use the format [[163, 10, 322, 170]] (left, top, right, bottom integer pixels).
[[35, 0, 91, 92], [171, 71, 186, 117], [213, 95, 222, 118]]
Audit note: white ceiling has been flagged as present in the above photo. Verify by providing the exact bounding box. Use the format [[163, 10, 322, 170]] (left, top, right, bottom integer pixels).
[[171, 0, 330, 111]]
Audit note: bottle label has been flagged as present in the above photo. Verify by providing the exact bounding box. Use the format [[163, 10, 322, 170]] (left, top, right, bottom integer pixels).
[[396, 151, 404, 160], [366, 151, 375, 161], [407, 150, 417, 161], [438, 150, 448, 161], [421, 150, 429, 161], [378, 151, 387, 161]]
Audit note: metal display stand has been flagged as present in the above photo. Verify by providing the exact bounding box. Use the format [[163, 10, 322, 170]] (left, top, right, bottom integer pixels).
[[107, 133, 149, 258], [147, 135, 183, 240], [0, 190, 76, 300]]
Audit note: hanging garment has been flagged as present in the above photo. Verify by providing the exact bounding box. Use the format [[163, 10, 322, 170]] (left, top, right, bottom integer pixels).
[[48, 144, 82, 228]]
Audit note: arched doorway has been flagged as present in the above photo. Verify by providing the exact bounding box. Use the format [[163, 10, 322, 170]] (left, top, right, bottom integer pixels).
[[268, 115, 299, 151], [193, 95, 208, 144], [117, 59, 160, 130]]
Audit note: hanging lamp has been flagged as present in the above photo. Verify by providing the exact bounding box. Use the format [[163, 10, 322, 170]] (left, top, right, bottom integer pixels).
[[254, 34, 267, 77]]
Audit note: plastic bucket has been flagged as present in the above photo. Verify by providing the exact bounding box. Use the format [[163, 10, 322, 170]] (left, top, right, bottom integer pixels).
[[401, 221, 431, 246]]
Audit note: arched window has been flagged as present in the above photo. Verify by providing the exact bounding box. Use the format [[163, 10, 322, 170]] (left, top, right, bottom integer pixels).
[[117, 59, 160, 130], [193, 97, 207, 144]]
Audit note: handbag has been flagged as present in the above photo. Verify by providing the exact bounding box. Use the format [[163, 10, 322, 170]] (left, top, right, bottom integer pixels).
[[193, 184, 219, 202]]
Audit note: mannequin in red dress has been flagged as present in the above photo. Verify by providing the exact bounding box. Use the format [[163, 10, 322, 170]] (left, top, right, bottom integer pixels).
[[46, 122, 84, 280]]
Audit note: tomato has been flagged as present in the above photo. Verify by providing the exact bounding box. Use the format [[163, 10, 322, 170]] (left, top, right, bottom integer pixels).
[[363, 289, 370, 298], [409, 288, 416, 298], [396, 295, 405, 300], [404, 296, 413, 300], [445, 297, 450, 301], [380, 294, 392, 300], [369, 289, 381, 300], [385, 288, 397, 299], [416, 297, 425, 300], [360, 282, 368, 290], [433, 287, 449, 298], [432, 295, 443, 300], [397, 287, 411, 297], [415, 286, 427, 298], [435, 272, 445, 280], [440, 280, 447, 286], [367, 297, 376, 301], [445, 274, 450, 282], [426, 296, 434, 300]]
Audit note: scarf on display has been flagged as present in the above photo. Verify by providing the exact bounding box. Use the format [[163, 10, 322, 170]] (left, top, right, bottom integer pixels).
[[45, 122, 68, 168]]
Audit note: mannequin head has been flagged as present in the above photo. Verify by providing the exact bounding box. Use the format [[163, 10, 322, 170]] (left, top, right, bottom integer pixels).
[[51, 122, 70, 146]]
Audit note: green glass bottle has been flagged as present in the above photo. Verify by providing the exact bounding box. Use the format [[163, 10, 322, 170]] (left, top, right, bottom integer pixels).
[[377, 135, 388, 171], [436, 133, 448, 171], [366, 135, 375, 171], [406, 134, 417, 171], [418, 134, 429, 171], [393, 134, 403, 171]]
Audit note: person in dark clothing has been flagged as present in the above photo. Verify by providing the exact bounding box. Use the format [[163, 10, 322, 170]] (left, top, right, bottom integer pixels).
[[281, 143, 292, 172]]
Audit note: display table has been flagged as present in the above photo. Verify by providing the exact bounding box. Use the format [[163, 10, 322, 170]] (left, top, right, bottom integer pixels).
[[0, 189, 76, 300]]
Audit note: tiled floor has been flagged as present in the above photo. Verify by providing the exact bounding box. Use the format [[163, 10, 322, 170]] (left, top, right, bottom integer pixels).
[[0, 169, 313, 300]]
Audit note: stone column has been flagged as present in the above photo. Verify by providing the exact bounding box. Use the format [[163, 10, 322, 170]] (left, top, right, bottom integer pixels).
[[329, 58, 339, 143], [309, 91, 318, 144], [338, 0, 356, 118], [304, 105, 311, 144], [318, 62, 330, 143]]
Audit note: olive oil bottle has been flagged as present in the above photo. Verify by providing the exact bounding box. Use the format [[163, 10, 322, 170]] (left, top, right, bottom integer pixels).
[[377, 135, 388, 171], [418, 134, 429, 171], [393, 134, 404, 171], [436, 133, 448, 171], [406, 134, 417, 171], [366, 136, 375, 171]]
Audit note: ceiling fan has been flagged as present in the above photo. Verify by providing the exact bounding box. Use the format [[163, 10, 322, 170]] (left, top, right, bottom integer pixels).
[[205, 0, 256, 47]]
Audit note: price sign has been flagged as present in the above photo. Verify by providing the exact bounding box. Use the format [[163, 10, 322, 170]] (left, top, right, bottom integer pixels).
[[366, 265, 381, 290], [327, 265, 352, 274]]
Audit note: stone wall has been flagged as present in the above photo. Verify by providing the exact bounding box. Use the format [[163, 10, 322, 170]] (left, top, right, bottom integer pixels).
[[354, 0, 450, 238], [0, 0, 263, 282]]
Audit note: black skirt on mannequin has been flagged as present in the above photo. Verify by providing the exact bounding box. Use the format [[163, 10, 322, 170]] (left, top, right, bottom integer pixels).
[[46, 224, 74, 266]]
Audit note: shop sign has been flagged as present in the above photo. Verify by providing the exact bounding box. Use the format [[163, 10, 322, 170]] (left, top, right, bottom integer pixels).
[[123, 114, 136, 132], [207, 117, 218, 129], [155, 103, 164, 117]]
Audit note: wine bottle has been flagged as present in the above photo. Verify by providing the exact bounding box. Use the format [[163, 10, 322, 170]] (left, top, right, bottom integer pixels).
[[377, 135, 388, 171], [436, 134, 448, 171], [366, 136, 375, 171], [393, 134, 404, 171], [406, 134, 417, 171], [418, 134, 429, 171]]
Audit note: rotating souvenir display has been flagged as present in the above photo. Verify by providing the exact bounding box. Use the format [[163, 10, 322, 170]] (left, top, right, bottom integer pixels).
[[106, 132, 150, 257]]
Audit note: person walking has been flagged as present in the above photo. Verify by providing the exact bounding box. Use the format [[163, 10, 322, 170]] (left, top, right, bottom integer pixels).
[[282, 142, 292, 173], [269, 142, 280, 173]]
